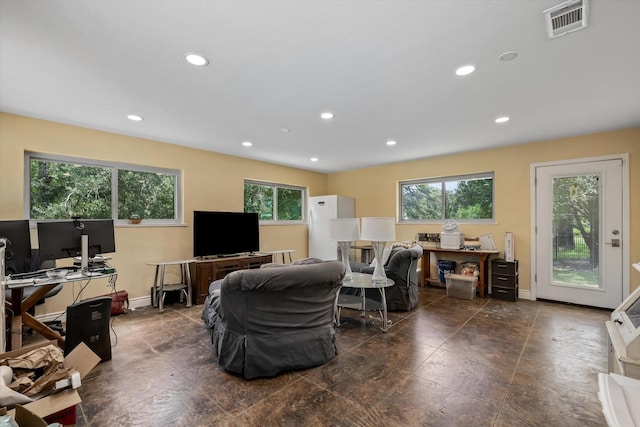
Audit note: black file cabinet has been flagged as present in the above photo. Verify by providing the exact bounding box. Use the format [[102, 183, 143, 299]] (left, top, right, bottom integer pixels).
[[491, 259, 518, 302]]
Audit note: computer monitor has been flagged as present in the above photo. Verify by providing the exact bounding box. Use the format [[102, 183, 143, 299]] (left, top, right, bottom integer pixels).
[[0, 220, 32, 274], [37, 219, 116, 262]]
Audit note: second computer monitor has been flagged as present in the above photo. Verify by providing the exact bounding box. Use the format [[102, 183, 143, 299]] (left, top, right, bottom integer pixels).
[[37, 219, 116, 262]]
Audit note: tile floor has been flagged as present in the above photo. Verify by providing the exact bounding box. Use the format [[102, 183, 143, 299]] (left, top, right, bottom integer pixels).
[[68, 286, 610, 426]]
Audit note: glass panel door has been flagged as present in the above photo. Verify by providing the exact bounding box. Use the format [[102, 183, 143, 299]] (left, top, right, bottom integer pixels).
[[535, 158, 623, 309], [552, 175, 600, 288]]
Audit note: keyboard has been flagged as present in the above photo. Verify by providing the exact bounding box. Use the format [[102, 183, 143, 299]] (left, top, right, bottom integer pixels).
[[9, 266, 78, 280], [8, 269, 50, 280]]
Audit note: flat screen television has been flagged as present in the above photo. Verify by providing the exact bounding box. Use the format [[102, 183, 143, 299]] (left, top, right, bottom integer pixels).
[[193, 211, 259, 258], [37, 219, 116, 262]]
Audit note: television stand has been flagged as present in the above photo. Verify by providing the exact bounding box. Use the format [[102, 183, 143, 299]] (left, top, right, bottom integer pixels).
[[217, 253, 243, 258], [190, 253, 273, 304]]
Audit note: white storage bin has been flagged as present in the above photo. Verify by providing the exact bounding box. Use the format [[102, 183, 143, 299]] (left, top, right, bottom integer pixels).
[[445, 274, 478, 300], [440, 232, 463, 249]]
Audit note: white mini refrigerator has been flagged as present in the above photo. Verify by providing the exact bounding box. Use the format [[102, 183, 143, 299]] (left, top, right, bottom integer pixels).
[[308, 195, 355, 260]]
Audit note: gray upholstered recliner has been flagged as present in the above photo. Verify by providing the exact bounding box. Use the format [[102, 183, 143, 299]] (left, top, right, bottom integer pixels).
[[348, 244, 423, 311], [201, 259, 345, 379]]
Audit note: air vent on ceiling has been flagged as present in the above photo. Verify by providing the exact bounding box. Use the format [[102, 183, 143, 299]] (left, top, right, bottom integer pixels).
[[543, 0, 589, 39]]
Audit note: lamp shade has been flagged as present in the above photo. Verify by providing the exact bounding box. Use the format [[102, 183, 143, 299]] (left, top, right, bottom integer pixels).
[[330, 218, 360, 241], [360, 217, 395, 242]]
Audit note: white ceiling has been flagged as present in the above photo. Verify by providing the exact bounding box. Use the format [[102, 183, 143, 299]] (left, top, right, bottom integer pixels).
[[1, 1, 639, 173]]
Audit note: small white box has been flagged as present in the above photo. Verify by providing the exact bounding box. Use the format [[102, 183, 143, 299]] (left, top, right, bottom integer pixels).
[[505, 232, 514, 262], [445, 274, 478, 300], [440, 232, 464, 249]]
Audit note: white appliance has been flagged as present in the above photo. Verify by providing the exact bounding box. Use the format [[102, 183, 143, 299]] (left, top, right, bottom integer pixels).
[[308, 195, 355, 260], [607, 267, 640, 379], [440, 219, 464, 250]]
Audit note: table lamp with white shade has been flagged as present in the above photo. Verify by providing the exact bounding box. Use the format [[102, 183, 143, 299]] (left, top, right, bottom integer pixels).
[[330, 218, 360, 281], [360, 217, 395, 286]]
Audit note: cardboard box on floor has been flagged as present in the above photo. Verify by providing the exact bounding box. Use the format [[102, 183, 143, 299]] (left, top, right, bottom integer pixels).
[[2, 340, 101, 426], [12, 405, 48, 427]]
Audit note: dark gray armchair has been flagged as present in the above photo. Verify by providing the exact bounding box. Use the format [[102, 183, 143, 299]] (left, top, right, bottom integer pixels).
[[348, 244, 423, 311], [202, 259, 345, 379]]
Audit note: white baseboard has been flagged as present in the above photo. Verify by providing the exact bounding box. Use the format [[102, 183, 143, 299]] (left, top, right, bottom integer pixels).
[[36, 295, 152, 323], [518, 289, 532, 300], [129, 295, 152, 310]]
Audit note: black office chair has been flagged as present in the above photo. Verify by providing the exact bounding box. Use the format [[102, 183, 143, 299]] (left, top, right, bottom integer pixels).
[[4, 249, 64, 331]]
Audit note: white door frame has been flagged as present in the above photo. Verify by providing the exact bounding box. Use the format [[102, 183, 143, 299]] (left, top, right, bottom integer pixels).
[[529, 153, 630, 302]]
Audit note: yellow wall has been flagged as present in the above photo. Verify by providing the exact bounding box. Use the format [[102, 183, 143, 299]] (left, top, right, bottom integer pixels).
[[1, 112, 639, 315], [328, 127, 640, 296], [0, 113, 327, 314]]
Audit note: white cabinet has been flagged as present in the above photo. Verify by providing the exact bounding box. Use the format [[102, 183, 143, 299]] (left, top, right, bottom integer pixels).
[[607, 281, 640, 379]]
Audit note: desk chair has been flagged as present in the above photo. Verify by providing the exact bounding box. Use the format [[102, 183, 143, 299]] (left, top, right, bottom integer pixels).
[[4, 250, 64, 334]]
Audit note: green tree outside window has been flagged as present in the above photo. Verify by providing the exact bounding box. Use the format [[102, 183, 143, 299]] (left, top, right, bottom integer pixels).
[[400, 173, 494, 222], [244, 181, 304, 222], [27, 155, 180, 223]]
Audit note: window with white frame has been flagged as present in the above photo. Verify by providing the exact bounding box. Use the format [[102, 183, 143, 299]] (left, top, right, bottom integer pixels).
[[244, 180, 305, 222], [25, 153, 181, 224], [399, 172, 494, 223]]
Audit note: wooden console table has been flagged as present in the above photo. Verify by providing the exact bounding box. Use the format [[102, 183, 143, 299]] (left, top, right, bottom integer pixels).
[[190, 254, 272, 304], [420, 247, 500, 298]]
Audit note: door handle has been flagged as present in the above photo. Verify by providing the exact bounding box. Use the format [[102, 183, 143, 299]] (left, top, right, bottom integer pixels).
[[605, 239, 621, 247]]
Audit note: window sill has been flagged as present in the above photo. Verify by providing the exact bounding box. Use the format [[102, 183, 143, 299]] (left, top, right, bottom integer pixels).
[[117, 222, 188, 228]]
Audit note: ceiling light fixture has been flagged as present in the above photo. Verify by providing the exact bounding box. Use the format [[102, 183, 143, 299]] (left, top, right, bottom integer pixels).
[[241, 141, 252, 147], [183, 53, 209, 66], [127, 115, 143, 121], [310, 157, 319, 162], [495, 116, 510, 124], [280, 128, 290, 133], [320, 112, 334, 120], [386, 140, 397, 146], [499, 51, 518, 62], [455, 65, 476, 76]]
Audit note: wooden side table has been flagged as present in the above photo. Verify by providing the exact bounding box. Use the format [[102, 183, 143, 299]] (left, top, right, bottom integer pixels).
[[420, 248, 500, 298], [351, 245, 373, 264]]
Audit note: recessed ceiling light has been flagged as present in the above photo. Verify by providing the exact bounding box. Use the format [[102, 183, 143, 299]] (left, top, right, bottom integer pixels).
[[320, 112, 334, 120], [310, 157, 319, 162], [127, 115, 143, 121], [499, 51, 518, 62], [280, 128, 290, 133], [455, 65, 476, 76], [184, 53, 209, 66], [495, 116, 510, 124], [241, 141, 252, 147], [386, 140, 397, 146]]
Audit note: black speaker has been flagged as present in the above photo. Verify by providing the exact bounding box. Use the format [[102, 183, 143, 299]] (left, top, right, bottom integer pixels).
[[64, 296, 112, 361]]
